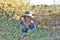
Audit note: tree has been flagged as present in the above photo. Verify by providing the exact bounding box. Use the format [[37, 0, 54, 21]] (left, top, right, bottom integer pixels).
[[0, 0, 28, 20]]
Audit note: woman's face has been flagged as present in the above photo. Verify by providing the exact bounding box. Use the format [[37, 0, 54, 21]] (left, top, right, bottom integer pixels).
[[24, 16, 31, 22]]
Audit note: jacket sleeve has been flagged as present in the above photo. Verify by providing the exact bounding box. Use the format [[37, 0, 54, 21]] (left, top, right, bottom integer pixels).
[[33, 23, 36, 30], [31, 22, 36, 30], [18, 20, 23, 29]]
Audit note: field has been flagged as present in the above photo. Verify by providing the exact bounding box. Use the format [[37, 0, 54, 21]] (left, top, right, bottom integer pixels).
[[0, 0, 60, 40], [0, 18, 60, 40]]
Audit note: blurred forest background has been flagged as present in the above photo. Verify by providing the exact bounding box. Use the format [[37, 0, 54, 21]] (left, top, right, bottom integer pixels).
[[0, 0, 60, 40]]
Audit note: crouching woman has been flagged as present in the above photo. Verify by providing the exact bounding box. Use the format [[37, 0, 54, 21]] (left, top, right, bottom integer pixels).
[[18, 11, 36, 40]]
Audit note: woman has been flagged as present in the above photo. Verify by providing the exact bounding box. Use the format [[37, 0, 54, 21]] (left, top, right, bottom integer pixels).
[[18, 10, 36, 40]]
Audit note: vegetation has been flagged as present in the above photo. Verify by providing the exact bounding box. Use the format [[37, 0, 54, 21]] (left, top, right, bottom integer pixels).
[[0, 0, 28, 21], [0, 17, 60, 40], [0, 0, 60, 40]]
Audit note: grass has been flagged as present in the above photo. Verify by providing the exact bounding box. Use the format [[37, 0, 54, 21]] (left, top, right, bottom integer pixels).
[[0, 18, 60, 40]]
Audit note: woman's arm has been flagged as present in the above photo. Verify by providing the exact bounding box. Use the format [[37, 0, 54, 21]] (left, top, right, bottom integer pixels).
[[18, 20, 23, 29], [30, 22, 36, 31]]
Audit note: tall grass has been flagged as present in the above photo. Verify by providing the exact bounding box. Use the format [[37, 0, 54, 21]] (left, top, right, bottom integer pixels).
[[0, 18, 60, 40]]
